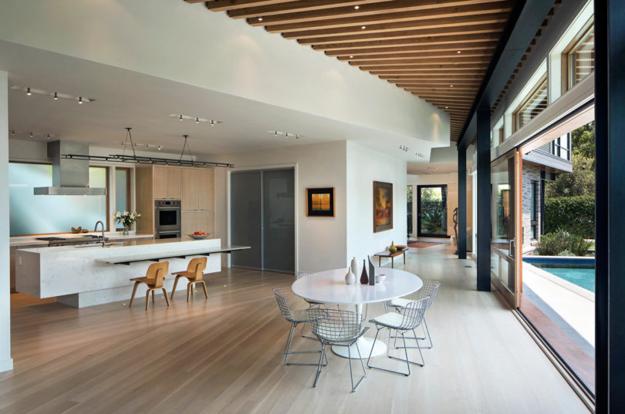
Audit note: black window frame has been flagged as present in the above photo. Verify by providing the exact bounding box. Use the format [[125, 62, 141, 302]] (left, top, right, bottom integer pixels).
[[417, 184, 449, 238]]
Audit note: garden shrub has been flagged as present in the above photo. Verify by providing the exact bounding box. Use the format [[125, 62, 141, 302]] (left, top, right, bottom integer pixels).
[[535, 229, 592, 256], [544, 195, 595, 239]]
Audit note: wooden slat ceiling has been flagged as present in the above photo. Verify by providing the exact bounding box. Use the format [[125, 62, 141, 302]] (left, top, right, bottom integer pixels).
[[187, 0, 519, 140]]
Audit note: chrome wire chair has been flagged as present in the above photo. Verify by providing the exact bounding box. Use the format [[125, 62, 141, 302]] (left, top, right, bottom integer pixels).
[[367, 297, 429, 376], [273, 288, 326, 367], [388, 280, 440, 349], [309, 308, 368, 392]]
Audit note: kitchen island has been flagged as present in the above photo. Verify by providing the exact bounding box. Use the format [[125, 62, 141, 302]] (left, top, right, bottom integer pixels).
[[15, 238, 249, 308]]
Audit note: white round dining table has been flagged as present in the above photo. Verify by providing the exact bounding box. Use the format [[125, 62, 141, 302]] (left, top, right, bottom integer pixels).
[[292, 267, 423, 359]]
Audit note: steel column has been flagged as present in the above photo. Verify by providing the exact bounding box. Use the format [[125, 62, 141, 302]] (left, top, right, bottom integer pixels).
[[595, 0, 625, 411], [457, 144, 467, 259], [476, 108, 491, 291]]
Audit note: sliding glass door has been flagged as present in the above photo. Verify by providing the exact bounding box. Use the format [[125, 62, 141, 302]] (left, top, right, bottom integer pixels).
[[417, 185, 448, 237], [230, 168, 295, 273], [490, 151, 523, 307]]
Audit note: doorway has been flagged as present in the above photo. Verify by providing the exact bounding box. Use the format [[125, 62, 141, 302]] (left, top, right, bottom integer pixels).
[[230, 168, 295, 273]]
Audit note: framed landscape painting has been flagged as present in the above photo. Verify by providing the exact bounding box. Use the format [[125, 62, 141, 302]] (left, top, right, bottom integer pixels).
[[306, 187, 334, 217], [373, 181, 393, 232]]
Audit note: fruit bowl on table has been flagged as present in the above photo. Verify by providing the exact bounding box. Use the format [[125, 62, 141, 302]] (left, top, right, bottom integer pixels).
[[189, 232, 210, 240]]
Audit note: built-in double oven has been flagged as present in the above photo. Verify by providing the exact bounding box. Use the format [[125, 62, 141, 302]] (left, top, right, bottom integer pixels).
[[155, 199, 181, 239]]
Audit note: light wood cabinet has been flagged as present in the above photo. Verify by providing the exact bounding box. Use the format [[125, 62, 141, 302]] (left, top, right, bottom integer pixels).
[[135, 165, 214, 236], [181, 168, 214, 211], [153, 166, 181, 200]]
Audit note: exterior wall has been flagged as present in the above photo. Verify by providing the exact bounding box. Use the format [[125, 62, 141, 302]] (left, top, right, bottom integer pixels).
[[522, 164, 543, 251]]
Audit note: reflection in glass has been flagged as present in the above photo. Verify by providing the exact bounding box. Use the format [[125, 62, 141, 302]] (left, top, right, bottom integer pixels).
[[407, 185, 413, 237]]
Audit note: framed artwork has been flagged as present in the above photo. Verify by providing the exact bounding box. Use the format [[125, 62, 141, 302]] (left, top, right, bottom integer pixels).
[[373, 181, 393, 232], [306, 187, 335, 217]]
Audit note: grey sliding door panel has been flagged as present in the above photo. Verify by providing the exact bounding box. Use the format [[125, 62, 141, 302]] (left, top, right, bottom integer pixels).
[[262, 169, 295, 272], [230, 171, 262, 269]]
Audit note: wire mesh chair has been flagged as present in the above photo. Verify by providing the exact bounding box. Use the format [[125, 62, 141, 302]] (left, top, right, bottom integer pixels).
[[273, 288, 326, 367], [308, 308, 368, 392], [388, 280, 440, 349], [367, 297, 429, 376]]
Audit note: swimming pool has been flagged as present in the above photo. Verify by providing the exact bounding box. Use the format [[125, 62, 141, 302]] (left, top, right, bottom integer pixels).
[[523, 256, 595, 293]]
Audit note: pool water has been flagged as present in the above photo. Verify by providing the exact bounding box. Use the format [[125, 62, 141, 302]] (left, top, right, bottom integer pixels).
[[537, 266, 595, 293]]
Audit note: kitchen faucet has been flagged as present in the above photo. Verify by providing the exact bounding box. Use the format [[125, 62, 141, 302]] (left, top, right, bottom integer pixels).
[[94, 220, 105, 247]]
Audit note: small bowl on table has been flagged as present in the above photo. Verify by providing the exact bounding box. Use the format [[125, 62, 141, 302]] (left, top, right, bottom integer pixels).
[[189, 233, 210, 240]]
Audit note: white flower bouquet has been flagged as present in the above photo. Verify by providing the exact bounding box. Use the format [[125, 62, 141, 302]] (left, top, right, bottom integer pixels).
[[114, 210, 141, 234]]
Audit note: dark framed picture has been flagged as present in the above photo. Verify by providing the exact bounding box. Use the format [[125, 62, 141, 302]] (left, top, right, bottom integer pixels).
[[373, 181, 393, 232], [306, 187, 335, 217]]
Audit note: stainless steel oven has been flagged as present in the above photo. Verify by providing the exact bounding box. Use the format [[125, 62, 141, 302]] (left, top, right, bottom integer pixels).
[[155, 199, 181, 239]]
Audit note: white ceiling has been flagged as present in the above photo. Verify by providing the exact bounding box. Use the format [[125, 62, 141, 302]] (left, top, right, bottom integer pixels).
[[1, 40, 444, 162]]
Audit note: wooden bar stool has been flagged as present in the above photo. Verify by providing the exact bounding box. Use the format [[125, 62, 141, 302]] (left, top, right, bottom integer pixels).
[[129, 261, 170, 310], [171, 257, 208, 302]]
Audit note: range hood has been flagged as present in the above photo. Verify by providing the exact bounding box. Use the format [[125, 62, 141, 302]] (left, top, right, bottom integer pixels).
[[34, 141, 107, 196]]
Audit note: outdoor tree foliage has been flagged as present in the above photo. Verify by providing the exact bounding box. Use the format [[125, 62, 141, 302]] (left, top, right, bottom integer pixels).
[[546, 123, 595, 198], [544, 195, 595, 238]]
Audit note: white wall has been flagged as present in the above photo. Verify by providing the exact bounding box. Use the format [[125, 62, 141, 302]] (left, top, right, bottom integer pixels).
[[407, 172, 473, 241], [0, 71, 13, 372], [0, 0, 448, 147], [346, 142, 407, 263], [212, 141, 348, 274]]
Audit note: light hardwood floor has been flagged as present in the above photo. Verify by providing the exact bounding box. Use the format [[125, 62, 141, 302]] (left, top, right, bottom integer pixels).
[[0, 245, 588, 414]]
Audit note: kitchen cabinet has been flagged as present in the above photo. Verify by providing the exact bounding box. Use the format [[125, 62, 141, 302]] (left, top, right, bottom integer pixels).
[[153, 166, 181, 200], [182, 168, 214, 210]]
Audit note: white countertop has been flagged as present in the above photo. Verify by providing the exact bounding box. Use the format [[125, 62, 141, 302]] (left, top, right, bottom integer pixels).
[[11, 232, 154, 247]]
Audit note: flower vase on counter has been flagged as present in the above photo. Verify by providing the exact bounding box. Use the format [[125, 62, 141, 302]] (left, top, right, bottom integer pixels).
[[360, 260, 368, 285], [114, 210, 141, 237]]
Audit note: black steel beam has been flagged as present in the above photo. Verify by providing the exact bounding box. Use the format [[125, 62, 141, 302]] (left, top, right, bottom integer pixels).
[[458, 0, 555, 148], [457, 144, 467, 259], [476, 108, 491, 291], [594, 0, 625, 411]]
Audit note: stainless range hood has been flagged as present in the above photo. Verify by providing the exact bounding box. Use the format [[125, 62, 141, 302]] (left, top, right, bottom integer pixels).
[[34, 141, 107, 196]]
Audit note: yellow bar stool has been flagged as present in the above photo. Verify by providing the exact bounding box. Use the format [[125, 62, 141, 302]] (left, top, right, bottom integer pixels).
[[129, 261, 170, 310], [171, 257, 208, 302]]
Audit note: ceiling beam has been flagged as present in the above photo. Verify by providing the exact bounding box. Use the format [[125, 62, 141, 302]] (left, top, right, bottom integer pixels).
[[226, 0, 389, 18], [297, 23, 506, 44], [349, 56, 492, 66], [338, 50, 494, 61], [325, 41, 499, 56], [311, 32, 502, 50], [257, 3, 513, 31], [281, 13, 509, 39], [233, 0, 510, 20], [199, 0, 294, 11]]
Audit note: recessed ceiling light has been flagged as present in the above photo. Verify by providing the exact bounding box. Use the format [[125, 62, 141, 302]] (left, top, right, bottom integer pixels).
[[361, 25, 367, 30], [354, 5, 360, 10], [257, 17, 263, 22], [457, 50, 462, 54], [349, 55, 354, 59], [445, 106, 449, 109], [450, 84, 454, 88]]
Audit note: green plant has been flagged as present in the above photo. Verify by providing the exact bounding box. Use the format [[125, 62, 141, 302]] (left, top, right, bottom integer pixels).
[[544, 195, 595, 239], [535, 229, 592, 256]]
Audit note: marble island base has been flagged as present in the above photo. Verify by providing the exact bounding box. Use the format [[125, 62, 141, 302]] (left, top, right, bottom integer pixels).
[[15, 239, 226, 308]]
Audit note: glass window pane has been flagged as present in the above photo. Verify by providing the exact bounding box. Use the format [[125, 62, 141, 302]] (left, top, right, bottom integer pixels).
[[516, 76, 548, 130], [115, 168, 129, 214], [9, 163, 108, 235], [417, 185, 447, 237], [568, 26, 594, 88]]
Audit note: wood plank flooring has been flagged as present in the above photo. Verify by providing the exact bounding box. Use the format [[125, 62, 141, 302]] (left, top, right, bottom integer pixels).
[[0, 246, 588, 413]]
